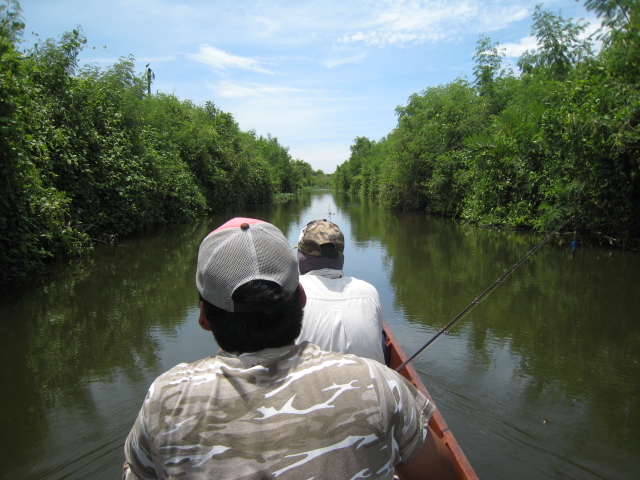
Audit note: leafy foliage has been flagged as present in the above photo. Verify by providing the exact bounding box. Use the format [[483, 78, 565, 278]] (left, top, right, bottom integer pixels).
[[0, 1, 315, 284], [518, 4, 593, 80], [335, 3, 640, 246]]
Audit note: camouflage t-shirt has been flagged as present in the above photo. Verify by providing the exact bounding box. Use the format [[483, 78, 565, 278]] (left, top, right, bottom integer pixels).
[[124, 342, 434, 480]]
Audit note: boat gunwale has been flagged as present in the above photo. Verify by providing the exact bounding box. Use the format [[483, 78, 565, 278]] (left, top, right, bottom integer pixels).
[[383, 321, 479, 480]]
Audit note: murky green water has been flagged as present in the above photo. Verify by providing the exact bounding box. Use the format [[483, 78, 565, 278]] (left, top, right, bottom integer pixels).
[[2, 190, 639, 479]]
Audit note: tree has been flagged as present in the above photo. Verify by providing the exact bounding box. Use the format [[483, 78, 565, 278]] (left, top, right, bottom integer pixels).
[[1, 2, 311, 283], [0, 0, 23, 42], [1, 1, 90, 283], [390, 80, 488, 213], [472, 35, 506, 99], [583, 0, 636, 31], [518, 4, 593, 80], [583, 0, 640, 80], [331, 2, 639, 245]]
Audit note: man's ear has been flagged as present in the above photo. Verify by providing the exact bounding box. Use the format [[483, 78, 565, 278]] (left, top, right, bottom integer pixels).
[[298, 283, 307, 308], [198, 301, 212, 331]]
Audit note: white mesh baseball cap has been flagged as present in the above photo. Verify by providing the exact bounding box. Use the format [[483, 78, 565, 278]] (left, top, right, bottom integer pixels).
[[196, 217, 299, 312]]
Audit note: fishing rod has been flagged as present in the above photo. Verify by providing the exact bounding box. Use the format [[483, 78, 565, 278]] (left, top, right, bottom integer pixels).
[[395, 217, 573, 373]]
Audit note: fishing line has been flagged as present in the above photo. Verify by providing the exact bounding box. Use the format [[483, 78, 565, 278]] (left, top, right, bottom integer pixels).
[[395, 217, 573, 373]]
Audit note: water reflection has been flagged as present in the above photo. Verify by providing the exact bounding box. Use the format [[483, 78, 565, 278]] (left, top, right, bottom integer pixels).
[[0, 221, 210, 478], [1, 190, 639, 480]]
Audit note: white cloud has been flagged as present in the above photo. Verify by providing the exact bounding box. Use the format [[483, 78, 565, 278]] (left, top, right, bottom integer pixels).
[[338, 1, 532, 47], [188, 45, 275, 74], [209, 81, 307, 99], [324, 53, 367, 69], [476, 6, 530, 32], [502, 35, 537, 58]]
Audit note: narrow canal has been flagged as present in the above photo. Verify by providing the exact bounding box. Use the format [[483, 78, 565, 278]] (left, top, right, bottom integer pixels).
[[1, 189, 639, 479]]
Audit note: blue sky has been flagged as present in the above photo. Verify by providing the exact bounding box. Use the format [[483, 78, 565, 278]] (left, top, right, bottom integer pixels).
[[20, 0, 597, 173]]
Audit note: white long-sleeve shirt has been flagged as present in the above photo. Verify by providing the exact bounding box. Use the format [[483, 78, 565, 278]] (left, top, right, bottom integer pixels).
[[296, 270, 385, 363]]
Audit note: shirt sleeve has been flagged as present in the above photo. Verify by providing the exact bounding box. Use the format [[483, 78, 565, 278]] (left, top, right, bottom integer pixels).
[[394, 380, 433, 465], [371, 361, 435, 466], [124, 394, 159, 480]]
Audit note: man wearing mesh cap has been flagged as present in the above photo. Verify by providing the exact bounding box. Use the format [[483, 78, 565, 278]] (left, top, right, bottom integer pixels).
[[123, 217, 454, 480]]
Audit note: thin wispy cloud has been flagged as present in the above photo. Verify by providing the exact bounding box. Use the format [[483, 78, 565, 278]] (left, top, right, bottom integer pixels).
[[324, 53, 367, 69], [188, 45, 275, 74], [138, 55, 179, 64], [210, 81, 306, 98], [339, 1, 531, 47]]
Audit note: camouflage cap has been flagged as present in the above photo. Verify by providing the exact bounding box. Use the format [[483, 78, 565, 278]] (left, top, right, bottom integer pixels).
[[297, 219, 344, 258]]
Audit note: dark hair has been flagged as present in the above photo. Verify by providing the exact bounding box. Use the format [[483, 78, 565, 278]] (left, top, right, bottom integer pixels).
[[200, 280, 303, 353]]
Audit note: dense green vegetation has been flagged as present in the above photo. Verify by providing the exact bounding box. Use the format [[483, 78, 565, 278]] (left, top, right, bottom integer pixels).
[[334, 1, 640, 247], [0, 0, 321, 284]]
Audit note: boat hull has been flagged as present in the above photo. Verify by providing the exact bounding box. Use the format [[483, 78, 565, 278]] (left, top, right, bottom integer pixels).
[[383, 322, 478, 480]]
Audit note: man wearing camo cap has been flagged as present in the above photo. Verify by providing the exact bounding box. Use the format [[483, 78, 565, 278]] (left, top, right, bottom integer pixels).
[[123, 217, 454, 480], [296, 219, 386, 363]]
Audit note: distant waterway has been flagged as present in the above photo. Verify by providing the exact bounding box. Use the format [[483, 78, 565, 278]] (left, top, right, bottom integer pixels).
[[1, 189, 639, 479]]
